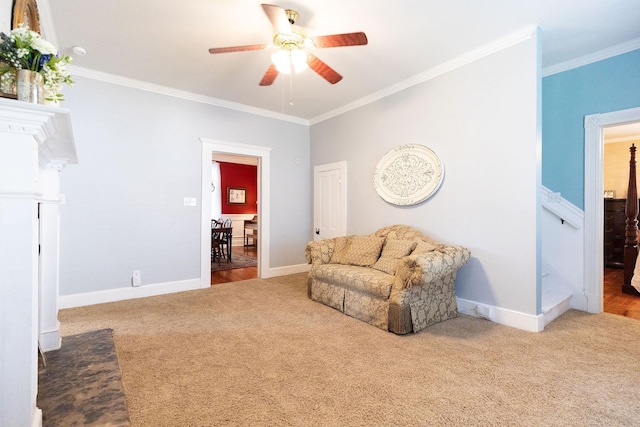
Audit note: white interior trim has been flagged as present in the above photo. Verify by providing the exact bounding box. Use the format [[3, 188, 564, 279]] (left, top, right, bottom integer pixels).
[[457, 298, 545, 332], [267, 263, 310, 277], [58, 278, 201, 309], [68, 65, 308, 126], [584, 106, 640, 313], [200, 138, 272, 286], [310, 26, 538, 124], [540, 185, 584, 229], [64, 27, 538, 128], [542, 37, 640, 77]]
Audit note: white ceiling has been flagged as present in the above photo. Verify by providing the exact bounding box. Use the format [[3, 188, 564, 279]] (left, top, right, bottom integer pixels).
[[46, 0, 640, 122]]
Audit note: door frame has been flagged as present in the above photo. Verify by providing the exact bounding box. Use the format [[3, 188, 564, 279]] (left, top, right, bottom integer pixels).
[[584, 106, 640, 312], [200, 138, 272, 287]]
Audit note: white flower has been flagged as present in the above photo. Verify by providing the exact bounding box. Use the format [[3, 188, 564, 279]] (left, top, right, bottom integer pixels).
[[30, 37, 57, 55]]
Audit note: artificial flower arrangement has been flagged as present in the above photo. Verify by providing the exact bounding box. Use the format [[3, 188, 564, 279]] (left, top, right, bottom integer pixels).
[[0, 26, 73, 102]]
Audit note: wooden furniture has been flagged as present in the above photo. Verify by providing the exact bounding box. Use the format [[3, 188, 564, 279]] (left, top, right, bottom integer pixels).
[[604, 198, 626, 268], [623, 144, 640, 296], [244, 215, 258, 247], [211, 222, 233, 264]]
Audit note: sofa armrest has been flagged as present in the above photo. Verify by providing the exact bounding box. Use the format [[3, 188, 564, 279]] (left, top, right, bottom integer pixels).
[[395, 245, 471, 289], [305, 239, 336, 265]]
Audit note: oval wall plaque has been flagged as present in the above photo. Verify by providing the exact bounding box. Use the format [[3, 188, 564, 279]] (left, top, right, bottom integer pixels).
[[373, 144, 444, 206]]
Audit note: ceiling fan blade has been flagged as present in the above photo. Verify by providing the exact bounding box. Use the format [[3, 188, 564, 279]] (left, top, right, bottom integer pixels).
[[310, 32, 368, 48], [306, 53, 342, 84], [259, 64, 279, 86], [261, 4, 293, 35], [209, 44, 269, 54]]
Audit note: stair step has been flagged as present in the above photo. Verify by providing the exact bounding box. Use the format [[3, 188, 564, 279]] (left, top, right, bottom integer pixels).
[[541, 288, 572, 326]]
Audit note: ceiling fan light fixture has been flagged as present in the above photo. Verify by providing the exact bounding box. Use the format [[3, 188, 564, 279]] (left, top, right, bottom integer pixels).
[[208, 5, 367, 86], [271, 49, 308, 74]]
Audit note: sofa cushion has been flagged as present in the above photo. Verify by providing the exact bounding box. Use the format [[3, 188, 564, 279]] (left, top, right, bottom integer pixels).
[[311, 264, 395, 299], [372, 239, 417, 275], [330, 235, 385, 267]]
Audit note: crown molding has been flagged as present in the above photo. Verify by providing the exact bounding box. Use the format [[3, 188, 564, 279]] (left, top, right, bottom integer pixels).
[[309, 26, 539, 125], [64, 28, 639, 126], [66, 65, 310, 126], [67, 26, 537, 128], [542, 38, 640, 77]]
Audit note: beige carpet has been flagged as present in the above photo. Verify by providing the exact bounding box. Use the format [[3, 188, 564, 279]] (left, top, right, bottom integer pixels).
[[59, 273, 640, 426]]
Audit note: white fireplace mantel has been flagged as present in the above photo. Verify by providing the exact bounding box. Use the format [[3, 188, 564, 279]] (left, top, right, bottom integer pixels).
[[0, 98, 77, 170], [0, 98, 77, 427]]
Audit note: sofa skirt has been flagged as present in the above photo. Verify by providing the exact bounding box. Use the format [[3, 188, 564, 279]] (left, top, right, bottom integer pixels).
[[309, 278, 390, 331]]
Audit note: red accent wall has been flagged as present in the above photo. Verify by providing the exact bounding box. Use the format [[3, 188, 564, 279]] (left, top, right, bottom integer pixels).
[[219, 162, 257, 215]]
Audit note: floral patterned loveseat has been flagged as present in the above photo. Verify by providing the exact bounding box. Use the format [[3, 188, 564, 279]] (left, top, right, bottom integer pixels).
[[305, 225, 471, 334]]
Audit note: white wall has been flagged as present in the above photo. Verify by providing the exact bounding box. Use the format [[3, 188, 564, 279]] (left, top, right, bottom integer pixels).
[[0, 0, 11, 31], [541, 205, 586, 308], [310, 34, 541, 317], [59, 76, 310, 297]]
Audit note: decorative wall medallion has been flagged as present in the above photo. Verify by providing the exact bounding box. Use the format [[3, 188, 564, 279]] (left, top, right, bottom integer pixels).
[[373, 144, 444, 206]]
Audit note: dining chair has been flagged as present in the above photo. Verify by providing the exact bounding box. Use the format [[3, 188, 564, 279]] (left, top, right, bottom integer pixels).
[[220, 219, 232, 262], [211, 227, 223, 265], [211, 219, 227, 265]]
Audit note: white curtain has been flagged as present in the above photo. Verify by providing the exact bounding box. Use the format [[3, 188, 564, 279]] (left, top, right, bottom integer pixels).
[[211, 161, 221, 220]]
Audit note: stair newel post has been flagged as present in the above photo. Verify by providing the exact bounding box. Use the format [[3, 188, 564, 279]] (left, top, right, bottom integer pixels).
[[623, 144, 640, 295]]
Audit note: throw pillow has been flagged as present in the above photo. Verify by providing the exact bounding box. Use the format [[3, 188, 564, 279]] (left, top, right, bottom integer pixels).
[[329, 236, 353, 264], [373, 239, 417, 275], [411, 241, 441, 256], [330, 235, 385, 267]]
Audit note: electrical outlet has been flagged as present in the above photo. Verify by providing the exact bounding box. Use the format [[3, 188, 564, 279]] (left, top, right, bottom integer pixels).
[[183, 197, 197, 207], [476, 304, 492, 319], [132, 270, 142, 287]]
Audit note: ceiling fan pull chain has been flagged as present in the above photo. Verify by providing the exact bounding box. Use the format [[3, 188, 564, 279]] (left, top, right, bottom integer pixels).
[[289, 72, 295, 106], [281, 76, 285, 112]]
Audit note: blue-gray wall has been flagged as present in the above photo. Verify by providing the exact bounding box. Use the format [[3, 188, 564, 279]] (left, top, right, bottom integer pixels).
[[59, 77, 310, 296], [311, 34, 541, 317], [542, 48, 640, 209]]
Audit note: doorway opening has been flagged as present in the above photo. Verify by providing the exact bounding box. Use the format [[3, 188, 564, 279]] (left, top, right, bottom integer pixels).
[[584, 106, 640, 313], [602, 122, 640, 319], [211, 154, 259, 284], [199, 138, 272, 289]]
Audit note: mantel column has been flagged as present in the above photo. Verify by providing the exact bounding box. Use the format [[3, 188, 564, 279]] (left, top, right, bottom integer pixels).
[[0, 99, 77, 427]]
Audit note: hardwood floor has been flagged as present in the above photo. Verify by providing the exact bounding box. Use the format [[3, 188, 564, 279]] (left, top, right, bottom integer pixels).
[[604, 267, 640, 320], [210, 244, 258, 285]]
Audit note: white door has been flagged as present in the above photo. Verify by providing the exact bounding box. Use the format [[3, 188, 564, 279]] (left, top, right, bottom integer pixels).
[[314, 161, 347, 240]]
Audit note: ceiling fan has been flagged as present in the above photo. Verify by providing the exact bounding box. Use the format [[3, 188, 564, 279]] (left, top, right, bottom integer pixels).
[[208, 4, 368, 86]]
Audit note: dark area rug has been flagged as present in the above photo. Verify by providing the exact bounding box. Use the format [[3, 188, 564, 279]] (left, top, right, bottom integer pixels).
[[38, 329, 130, 426], [211, 252, 257, 271]]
